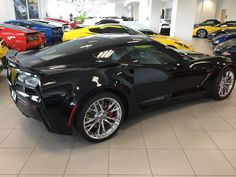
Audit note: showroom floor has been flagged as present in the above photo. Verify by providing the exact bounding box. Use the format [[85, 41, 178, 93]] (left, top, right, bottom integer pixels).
[[1, 39, 236, 177]]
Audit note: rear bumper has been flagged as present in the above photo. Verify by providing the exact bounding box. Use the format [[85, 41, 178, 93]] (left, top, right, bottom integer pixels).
[[8, 85, 73, 135]]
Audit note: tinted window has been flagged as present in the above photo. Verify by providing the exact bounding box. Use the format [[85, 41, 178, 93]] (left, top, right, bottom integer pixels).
[[127, 45, 178, 65], [89, 28, 104, 33], [203, 21, 216, 26], [225, 22, 236, 27], [103, 27, 128, 33]]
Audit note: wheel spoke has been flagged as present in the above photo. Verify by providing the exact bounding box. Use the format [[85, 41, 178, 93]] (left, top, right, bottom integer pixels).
[[83, 97, 122, 140], [218, 70, 235, 98]]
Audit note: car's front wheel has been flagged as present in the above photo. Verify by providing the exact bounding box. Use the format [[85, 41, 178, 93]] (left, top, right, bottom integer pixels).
[[76, 92, 125, 142], [212, 67, 235, 100]]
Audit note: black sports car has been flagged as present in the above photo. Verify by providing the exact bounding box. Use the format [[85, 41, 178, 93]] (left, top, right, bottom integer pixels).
[[7, 34, 236, 142], [208, 29, 236, 41]]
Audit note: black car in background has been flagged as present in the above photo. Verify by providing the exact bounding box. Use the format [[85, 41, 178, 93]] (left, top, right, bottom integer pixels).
[[7, 34, 236, 142], [208, 29, 236, 40], [194, 19, 220, 28]]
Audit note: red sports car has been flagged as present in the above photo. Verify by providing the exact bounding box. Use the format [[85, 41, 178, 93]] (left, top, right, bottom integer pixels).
[[0, 23, 46, 52], [45, 17, 80, 29]]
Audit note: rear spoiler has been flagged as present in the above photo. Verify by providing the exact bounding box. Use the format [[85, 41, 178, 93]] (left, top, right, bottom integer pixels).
[[6, 50, 44, 75]]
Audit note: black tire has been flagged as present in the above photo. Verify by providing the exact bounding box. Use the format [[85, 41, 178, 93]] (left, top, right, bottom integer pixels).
[[75, 92, 125, 142], [211, 67, 235, 100], [197, 29, 208, 38]]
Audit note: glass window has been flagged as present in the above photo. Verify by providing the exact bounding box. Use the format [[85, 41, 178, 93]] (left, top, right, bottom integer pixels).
[[89, 28, 104, 33], [203, 21, 215, 26], [225, 22, 236, 27], [127, 45, 178, 65]]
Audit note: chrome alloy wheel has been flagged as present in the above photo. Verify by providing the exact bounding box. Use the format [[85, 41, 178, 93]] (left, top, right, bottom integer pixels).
[[218, 71, 235, 98], [198, 29, 207, 38], [83, 97, 122, 140]]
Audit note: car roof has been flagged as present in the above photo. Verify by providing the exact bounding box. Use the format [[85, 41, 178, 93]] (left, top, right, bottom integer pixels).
[[0, 23, 33, 33], [38, 34, 152, 55], [75, 34, 151, 48]]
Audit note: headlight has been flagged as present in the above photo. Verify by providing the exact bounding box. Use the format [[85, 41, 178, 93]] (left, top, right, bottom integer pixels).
[[17, 72, 40, 88]]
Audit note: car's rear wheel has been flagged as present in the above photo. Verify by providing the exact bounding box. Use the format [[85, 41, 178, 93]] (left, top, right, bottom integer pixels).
[[197, 29, 208, 38], [76, 92, 125, 142], [212, 67, 235, 100]]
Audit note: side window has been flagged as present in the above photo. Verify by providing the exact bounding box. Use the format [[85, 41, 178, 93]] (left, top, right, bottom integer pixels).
[[89, 28, 104, 34], [204, 21, 215, 26], [102, 27, 128, 34], [127, 44, 178, 65], [93, 47, 131, 63], [225, 22, 236, 27]]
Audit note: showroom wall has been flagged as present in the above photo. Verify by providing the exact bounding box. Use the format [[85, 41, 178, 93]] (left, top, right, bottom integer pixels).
[[0, 0, 15, 22], [216, 0, 236, 21], [195, 0, 217, 23]]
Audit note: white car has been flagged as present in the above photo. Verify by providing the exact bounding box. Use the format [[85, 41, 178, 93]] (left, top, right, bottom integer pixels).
[[30, 19, 71, 32]]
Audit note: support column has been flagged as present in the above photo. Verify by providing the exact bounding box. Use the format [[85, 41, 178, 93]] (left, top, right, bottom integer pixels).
[[170, 0, 197, 43], [149, 0, 162, 32]]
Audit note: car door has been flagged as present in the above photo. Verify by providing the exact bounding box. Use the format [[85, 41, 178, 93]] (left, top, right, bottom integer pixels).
[[127, 43, 208, 105]]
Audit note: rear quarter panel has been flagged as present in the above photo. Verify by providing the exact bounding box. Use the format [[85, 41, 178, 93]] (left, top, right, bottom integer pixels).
[[0, 29, 27, 51]]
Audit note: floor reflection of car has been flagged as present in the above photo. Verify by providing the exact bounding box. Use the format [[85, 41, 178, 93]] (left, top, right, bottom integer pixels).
[[62, 24, 193, 51], [193, 21, 236, 38], [7, 34, 236, 142], [14, 0, 27, 17], [0, 23, 46, 51]]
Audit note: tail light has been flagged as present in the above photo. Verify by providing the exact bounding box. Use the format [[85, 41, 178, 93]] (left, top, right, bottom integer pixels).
[[27, 35, 38, 42]]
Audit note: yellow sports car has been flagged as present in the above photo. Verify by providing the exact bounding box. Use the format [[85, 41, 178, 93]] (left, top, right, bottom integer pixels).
[[193, 21, 236, 38], [62, 24, 194, 51], [0, 38, 9, 72]]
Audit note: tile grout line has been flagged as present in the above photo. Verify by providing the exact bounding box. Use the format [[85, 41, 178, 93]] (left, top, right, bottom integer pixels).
[[62, 134, 77, 177], [17, 130, 46, 177], [108, 137, 110, 177], [140, 124, 155, 177], [0, 115, 25, 146], [166, 110, 197, 177], [207, 101, 236, 131], [190, 106, 236, 174]]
